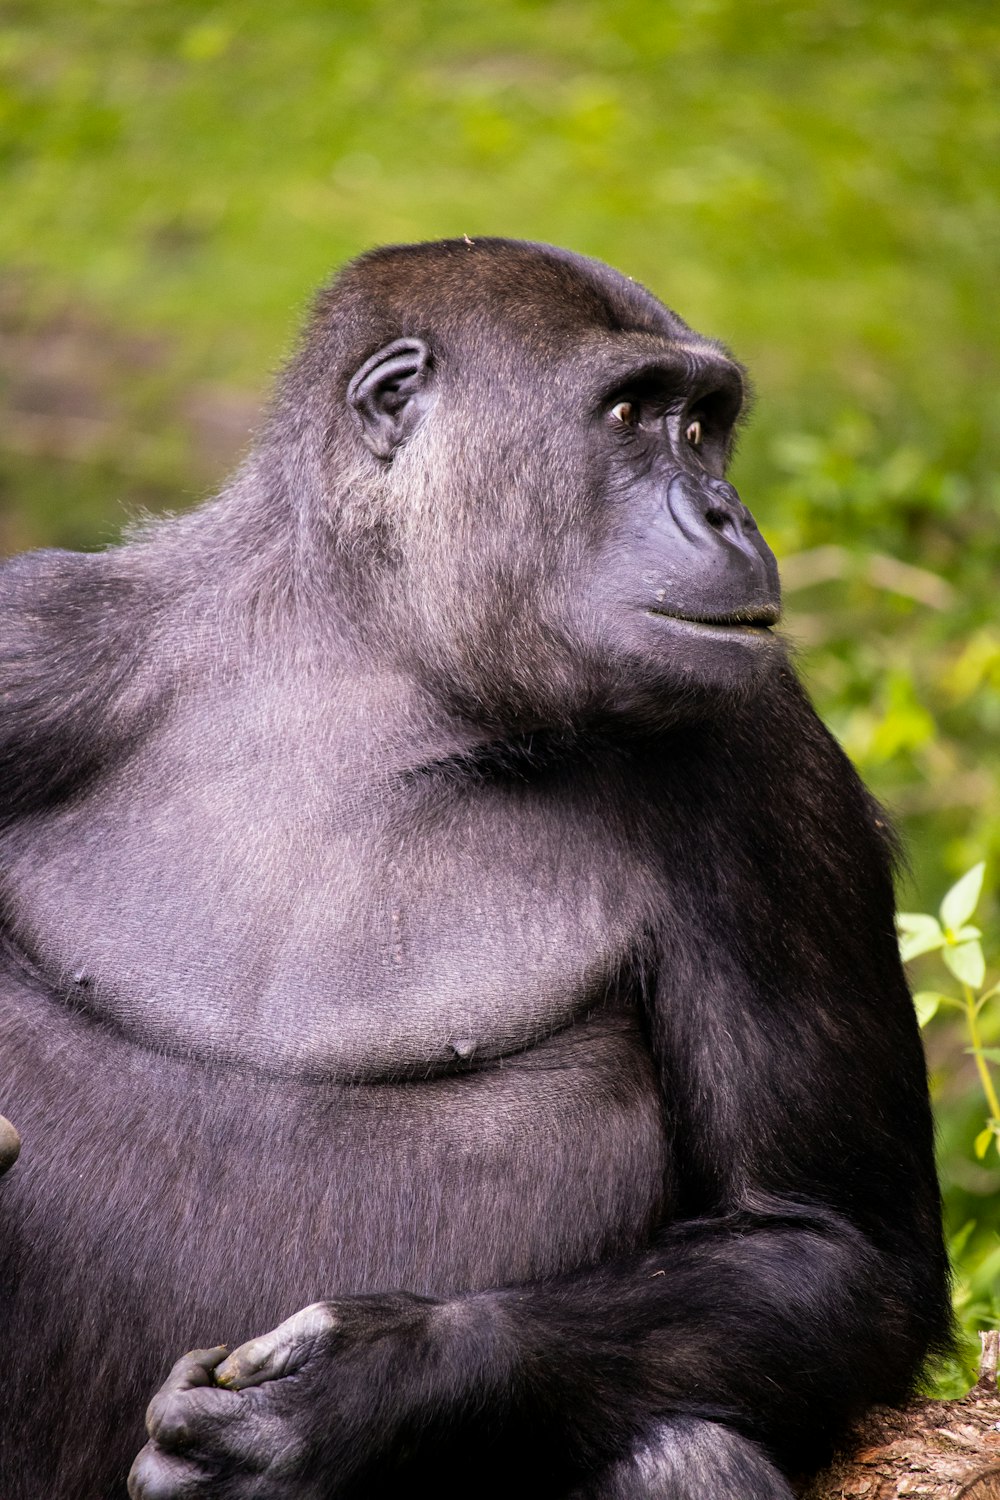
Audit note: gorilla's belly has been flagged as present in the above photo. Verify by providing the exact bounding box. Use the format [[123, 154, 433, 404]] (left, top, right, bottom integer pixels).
[[3, 972, 668, 1327]]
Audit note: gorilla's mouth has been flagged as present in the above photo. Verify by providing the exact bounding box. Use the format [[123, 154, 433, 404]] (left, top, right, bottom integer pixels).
[[645, 608, 779, 634]]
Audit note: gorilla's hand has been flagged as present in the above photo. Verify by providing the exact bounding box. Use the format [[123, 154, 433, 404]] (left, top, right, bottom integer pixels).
[[127, 1296, 444, 1500], [126, 1305, 333, 1500], [127, 1290, 467, 1500], [0, 1115, 20, 1175]]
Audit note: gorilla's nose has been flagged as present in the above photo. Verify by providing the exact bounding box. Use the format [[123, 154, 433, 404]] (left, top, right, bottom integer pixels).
[[666, 473, 756, 546], [702, 477, 759, 535], [663, 470, 781, 614]]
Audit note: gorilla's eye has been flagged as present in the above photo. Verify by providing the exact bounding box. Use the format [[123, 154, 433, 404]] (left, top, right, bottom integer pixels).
[[611, 401, 637, 427], [685, 420, 703, 448]]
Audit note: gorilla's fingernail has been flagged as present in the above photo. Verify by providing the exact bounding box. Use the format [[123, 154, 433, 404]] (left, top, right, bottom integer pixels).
[[0, 1116, 21, 1172]]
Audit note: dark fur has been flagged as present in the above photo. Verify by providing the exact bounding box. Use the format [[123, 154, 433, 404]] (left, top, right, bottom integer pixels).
[[0, 239, 949, 1499]]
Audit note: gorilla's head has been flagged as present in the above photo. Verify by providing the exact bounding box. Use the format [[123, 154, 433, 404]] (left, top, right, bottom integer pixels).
[[261, 238, 782, 729]]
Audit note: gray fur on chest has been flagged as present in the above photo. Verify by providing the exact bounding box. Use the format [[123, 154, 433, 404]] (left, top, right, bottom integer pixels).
[[4, 700, 645, 1079]]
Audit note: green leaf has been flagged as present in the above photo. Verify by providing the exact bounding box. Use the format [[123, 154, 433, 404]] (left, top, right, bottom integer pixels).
[[897, 914, 945, 961], [897, 911, 939, 934], [913, 991, 942, 1027], [966, 1048, 1000, 1064], [900, 932, 947, 962], [943, 940, 986, 988], [948, 1219, 977, 1259], [940, 862, 986, 931], [975, 1126, 993, 1160]]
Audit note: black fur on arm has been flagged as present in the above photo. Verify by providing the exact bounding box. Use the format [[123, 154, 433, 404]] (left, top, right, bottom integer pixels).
[[476, 1206, 934, 1481], [238, 1200, 940, 1496]]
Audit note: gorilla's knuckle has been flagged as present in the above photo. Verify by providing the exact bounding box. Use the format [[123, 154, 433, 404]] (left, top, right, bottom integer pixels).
[[146, 1389, 203, 1448], [127, 1446, 193, 1500]]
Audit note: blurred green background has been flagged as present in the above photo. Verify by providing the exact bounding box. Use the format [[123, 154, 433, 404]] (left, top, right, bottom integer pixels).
[[1, 0, 998, 1383]]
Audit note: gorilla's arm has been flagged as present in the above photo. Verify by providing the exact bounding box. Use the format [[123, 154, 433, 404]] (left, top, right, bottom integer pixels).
[[0, 550, 165, 821], [129, 1215, 905, 1500]]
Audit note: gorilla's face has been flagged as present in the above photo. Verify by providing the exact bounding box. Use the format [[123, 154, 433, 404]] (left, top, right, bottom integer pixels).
[[572, 331, 782, 708], [339, 244, 782, 726]]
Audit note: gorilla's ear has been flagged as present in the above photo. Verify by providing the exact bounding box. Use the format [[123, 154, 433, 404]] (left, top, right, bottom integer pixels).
[[347, 338, 434, 459]]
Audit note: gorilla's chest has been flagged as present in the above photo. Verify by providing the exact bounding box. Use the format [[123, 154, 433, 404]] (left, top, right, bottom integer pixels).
[[5, 737, 648, 1078]]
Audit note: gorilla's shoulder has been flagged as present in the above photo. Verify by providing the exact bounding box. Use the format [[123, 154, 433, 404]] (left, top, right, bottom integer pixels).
[[0, 546, 143, 634], [3, 545, 97, 602], [0, 546, 166, 817], [2, 546, 82, 586]]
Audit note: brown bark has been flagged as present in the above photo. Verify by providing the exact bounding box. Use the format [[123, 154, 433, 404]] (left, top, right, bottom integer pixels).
[[802, 1334, 1000, 1499]]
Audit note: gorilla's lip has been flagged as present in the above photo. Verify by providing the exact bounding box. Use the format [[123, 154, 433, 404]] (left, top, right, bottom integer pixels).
[[645, 607, 779, 633]]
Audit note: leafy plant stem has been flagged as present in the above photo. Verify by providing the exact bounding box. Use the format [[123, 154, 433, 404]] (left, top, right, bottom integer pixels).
[[965, 982, 1000, 1123]]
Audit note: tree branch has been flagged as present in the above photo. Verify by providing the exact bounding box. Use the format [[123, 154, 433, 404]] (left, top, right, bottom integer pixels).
[[803, 1334, 1000, 1499]]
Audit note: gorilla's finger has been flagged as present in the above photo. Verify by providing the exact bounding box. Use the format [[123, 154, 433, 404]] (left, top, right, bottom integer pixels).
[[127, 1444, 206, 1500], [145, 1347, 238, 1450], [155, 1346, 231, 1399], [215, 1302, 339, 1390]]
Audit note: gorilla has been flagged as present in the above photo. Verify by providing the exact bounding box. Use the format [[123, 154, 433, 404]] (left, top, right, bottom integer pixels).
[[0, 239, 949, 1500]]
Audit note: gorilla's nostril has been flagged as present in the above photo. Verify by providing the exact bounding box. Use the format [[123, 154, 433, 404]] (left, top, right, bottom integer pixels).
[[705, 506, 730, 531]]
